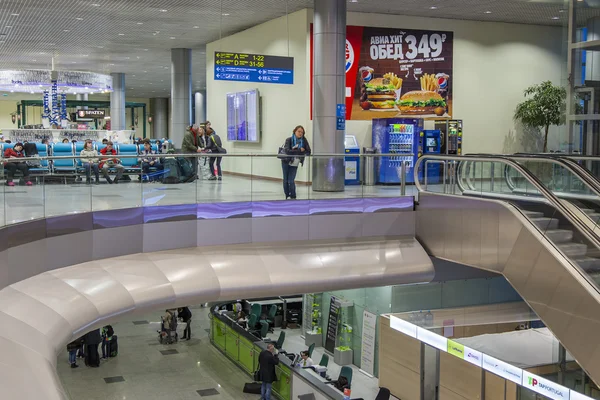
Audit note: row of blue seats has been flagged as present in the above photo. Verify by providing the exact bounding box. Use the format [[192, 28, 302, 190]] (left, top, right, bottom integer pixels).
[[1, 142, 161, 175]]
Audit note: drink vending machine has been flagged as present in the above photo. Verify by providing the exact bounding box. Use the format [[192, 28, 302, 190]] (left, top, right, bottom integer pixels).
[[372, 118, 423, 184]]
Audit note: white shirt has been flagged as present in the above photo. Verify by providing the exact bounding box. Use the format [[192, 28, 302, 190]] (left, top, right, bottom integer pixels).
[[301, 357, 314, 367]]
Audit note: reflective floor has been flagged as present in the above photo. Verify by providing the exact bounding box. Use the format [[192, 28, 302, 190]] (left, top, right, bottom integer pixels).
[[57, 305, 389, 400], [0, 175, 417, 226]]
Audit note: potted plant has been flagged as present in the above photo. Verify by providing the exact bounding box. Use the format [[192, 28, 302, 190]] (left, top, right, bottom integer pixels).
[[305, 297, 322, 348], [334, 309, 353, 366], [514, 81, 566, 153]]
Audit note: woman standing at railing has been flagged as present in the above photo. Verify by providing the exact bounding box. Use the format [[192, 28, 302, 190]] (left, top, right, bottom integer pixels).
[[80, 139, 100, 184], [281, 125, 311, 200]]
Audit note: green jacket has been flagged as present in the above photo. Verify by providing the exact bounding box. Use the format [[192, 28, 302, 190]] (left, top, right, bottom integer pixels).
[[181, 128, 198, 154]]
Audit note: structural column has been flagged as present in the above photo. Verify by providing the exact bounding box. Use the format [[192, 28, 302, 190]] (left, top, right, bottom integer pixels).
[[170, 48, 192, 147], [150, 98, 169, 139], [194, 91, 206, 125], [110, 73, 126, 130], [312, 0, 346, 192]]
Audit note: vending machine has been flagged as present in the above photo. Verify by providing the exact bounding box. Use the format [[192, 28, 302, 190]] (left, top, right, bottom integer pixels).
[[434, 119, 463, 155], [372, 118, 424, 184], [420, 130, 442, 184], [344, 135, 360, 185]]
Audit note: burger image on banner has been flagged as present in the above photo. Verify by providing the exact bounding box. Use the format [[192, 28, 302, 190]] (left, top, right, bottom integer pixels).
[[361, 78, 397, 110], [397, 91, 447, 116]]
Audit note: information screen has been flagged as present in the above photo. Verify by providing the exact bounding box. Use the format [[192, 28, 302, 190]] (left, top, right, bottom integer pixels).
[[226, 89, 260, 142]]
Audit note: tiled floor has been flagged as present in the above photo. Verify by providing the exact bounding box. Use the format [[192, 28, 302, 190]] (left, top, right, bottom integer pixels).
[[57, 305, 387, 400], [0, 175, 420, 226]]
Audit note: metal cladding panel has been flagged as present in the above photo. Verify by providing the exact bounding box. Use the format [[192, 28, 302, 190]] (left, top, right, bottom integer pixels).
[[0, 237, 432, 399]]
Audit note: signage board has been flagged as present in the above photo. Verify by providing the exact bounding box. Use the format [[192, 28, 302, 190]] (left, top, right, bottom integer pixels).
[[324, 297, 341, 353], [522, 371, 570, 400], [214, 52, 294, 84], [447, 340, 482, 367], [310, 25, 454, 120], [77, 110, 105, 119], [482, 354, 523, 384], [359, 310, 377, 376]]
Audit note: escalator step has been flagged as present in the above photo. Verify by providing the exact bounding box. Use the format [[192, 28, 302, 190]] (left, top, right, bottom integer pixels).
[[531, 217, 559, 230], [545, 229, 574, 243], [523, 210, 545, 219], [557, 243, 588, 258], [574, 257, 600, 272]]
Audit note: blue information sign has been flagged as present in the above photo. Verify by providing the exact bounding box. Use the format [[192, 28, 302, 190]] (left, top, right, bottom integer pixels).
[[336, 117, 346, 131], [336, 104, 346, 118], [214, 52, 294, 85]]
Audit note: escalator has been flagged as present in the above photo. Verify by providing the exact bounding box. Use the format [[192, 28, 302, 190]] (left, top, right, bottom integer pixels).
[[414, 154, 600, 385]]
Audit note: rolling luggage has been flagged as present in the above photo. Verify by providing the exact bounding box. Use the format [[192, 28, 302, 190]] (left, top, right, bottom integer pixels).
[[177, 157, 195, 182], [109, 335, 118, 357], [162, 158, 181, 184], [243, 382, 262, 394]]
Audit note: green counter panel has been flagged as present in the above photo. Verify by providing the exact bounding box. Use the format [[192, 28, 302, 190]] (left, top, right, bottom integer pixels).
[[238, 341, 255, 374], [272, 364, 292, 400], [225, 329, 239, 361], [213, 319, 226, 351]]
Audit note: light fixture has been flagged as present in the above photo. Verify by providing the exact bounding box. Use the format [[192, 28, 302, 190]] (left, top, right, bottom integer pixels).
[[118, 33, 125, 36], [170, 36, 176, 39], [72, 61, 77, 63], [559, 9, 565, 13], [63, 29, 70, 32], [5, 26, 12, 29], [143, 48, 149, 51], [159, 9, 167, 12], [484, 11, 492, 14], [193, 26, 199, 28], [222, 13, 230, 16], [137, 22, 143, 25], [75, 17, 83, 20], [429, 6, 437, 9], [551, 16, 559, 20], [109, 63, 115, 66], [92, 3, 100, 6], [11, 13, 19, 16]]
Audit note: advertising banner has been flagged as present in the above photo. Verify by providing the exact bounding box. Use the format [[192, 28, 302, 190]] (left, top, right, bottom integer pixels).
[[325, 297, 341, 353], [359, 310, 377, 377], [311, 25, 453, 120]]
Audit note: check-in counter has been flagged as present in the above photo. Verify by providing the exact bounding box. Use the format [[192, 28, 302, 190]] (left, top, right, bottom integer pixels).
[[210, 305, 344, 400]]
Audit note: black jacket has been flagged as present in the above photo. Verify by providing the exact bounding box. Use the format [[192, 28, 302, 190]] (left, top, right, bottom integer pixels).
[[178, 307, 192, 322], [207, 133, 223, 153], [258, 349, 280, 383], [84, 329, 102, 345], [283, 135, 311, 165]]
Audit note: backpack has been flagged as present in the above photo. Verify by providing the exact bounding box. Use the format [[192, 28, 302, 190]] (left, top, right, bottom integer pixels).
[[177, 157, 195, 181], [106, 325, 114, 338]]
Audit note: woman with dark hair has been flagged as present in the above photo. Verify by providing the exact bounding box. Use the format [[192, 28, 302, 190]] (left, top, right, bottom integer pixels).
[[281, 125, 311, 199], [4, 142, 32, 186]]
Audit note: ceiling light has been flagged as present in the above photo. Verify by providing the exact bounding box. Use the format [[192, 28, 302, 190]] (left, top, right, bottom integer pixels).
[[559, 9, 565, 13], [484, 11, 492, 14], [110, 63, 115, 66], [132, 75, 136, 77], [5, 26, 12, 29], [11, 13, 19, 16], [137, 22, 143, 25], [143, 70, 148, 73], [193, 26, 199, 29], [92, 3, 100, 6], [72, 61, 77, 64], [63, 29, 70, 32], [10, 90, 14, 93], [159, 9, 167, 12], [118, 33, 125, 36], [30, 91, 34, 94], [76, 17, 83, 20], [429, 6, 437, 9], [98, 46, 104, 48], [143, 48, 148, 51], [222, 13, 230, 16], [170, 36, 176, 39], [551, 16, 559, 20]]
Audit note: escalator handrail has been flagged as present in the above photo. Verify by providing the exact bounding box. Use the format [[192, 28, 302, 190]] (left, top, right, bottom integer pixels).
[[414, 154, 600, 261]]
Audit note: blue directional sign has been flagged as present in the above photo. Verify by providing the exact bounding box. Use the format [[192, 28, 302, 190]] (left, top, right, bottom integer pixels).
[[336, 104, 346, 118], [214, 52, 294, 85]]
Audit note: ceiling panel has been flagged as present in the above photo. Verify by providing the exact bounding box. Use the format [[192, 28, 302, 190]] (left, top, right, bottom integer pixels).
[[0, 0, 588, 98]]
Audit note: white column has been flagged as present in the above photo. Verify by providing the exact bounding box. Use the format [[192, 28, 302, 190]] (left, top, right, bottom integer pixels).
[[170, 48, 192, 147], [194, 91, 206, 125], [150, 98, 169, 139], [312, 0, 346, 192], [110, 73, 126, 130]]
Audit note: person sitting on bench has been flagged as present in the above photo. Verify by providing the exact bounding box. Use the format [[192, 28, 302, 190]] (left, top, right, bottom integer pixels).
[[4, 142, 32, 187]]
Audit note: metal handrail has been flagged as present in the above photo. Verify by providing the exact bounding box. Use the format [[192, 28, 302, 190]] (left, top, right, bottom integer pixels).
[[414, 154, 600, 267]]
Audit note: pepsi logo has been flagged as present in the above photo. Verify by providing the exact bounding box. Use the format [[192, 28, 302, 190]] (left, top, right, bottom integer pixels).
[[436, 73, 449, 90], [345, 40, 354, 73]]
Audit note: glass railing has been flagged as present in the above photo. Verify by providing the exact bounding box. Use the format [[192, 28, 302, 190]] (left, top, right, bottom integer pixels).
[[0, 152, 414, 227]]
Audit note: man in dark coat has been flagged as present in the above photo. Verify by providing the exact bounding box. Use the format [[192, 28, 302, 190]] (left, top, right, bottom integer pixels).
[[83, 329, 102, 367], [258, 343, 279, 400], [178, 306, 192, 340]]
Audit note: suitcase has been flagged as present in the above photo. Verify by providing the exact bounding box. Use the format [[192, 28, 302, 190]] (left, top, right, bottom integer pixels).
[[243, 382, 261, 394], [109, 335, 118, 357]]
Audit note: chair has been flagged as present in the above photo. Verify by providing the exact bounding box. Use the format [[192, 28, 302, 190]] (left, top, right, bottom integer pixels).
[[251, 303, 261, 319], [265, 331, 285, 350], [319, 354, 329, 367], [265, 304, 277, 333], [116, 144, 141, 174], [259, 321, 269, 339], [248, 313, 258, 332], [375, 387, 391, 400], [307, 342, 315, 358], [340, 366, 353, 389], [51, 143, 76, 175], [30, 143, 50, 175]]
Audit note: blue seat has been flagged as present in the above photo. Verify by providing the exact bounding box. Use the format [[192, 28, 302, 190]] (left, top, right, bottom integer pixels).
[[29, 143, 50, 174], [51, 143, 76, 173], [116, 144, 140, 172]]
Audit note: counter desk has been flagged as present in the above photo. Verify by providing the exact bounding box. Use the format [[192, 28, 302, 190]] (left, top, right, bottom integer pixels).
[[210, 305, 344, 400]]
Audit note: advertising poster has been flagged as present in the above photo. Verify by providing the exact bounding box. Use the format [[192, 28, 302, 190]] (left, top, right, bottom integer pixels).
[[311, 25, 454, 120], [359, 310, 377, 377]]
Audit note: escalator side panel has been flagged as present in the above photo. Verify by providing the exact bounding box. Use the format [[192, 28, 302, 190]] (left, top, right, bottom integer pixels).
[[416, 192, 600, 384]]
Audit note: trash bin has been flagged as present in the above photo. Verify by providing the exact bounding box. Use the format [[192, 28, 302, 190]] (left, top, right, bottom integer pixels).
[[363, 147, 377, 186]]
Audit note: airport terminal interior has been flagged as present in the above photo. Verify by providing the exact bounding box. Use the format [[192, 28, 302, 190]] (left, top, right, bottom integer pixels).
[[4, 1, 600, 400]]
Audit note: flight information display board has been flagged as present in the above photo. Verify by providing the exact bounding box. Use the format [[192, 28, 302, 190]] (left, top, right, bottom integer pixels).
[[214, 51, 294, 84]]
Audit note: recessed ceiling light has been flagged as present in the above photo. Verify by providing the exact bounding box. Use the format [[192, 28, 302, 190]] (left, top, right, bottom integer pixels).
[[429, 6, 437, 9], [109, 63, 115, 66], [551, 16, 559, 20], [98, 46, 104, 48], [559, 9, 565, 12], [63, 29, 70, 32], [72, 61, 77, 64], [193, 26, 199, 29], [137, 22, 143, 25], [5, 26, 12, 29], [159, 9, 167, 12], [118, 33, 125, 36], [484, 11, 492, 14], [92, 3, 100, 6], [222, 13, 230, 16], [132, 75, 136, 77], [76, 17, 83, 20], [143, 48, 149, 51], [11, 13, 19, 16], [170, 36, 176, 39], [144, 70, 148, 73]]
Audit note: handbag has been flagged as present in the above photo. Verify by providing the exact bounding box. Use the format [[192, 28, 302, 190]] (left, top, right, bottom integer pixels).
[[253, 369, 261, 382], [278, 141, 289, 160], [289, 158, 301, 167]]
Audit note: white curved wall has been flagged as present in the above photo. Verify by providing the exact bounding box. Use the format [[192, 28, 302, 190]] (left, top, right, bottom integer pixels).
[[0, 237, 433, 400]]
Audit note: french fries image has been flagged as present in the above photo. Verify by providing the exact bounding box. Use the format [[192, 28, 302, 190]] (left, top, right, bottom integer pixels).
[[383, 72, 403, 90], [420, 73, 439, 92]]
